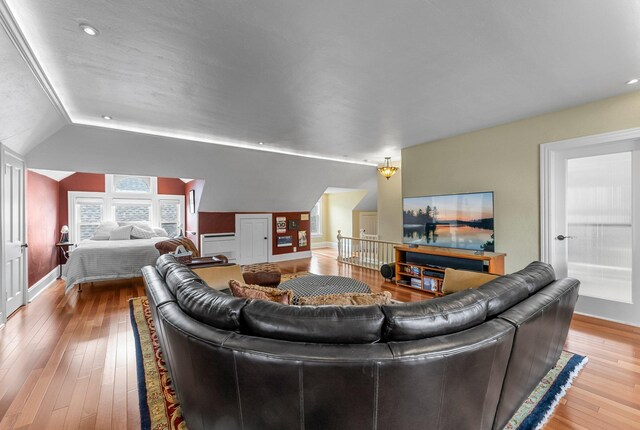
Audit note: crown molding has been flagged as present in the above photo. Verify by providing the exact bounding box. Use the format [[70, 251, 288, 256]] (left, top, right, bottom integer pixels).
[[0, 0, 71, 123]]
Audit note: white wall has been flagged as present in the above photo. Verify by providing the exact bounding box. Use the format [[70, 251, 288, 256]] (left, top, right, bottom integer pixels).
[[26, 125, 377, 213]]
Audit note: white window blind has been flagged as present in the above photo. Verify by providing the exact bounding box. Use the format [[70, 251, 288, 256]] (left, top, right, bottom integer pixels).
[[75, 197, 105, 241], [310, 199, 322, 236]]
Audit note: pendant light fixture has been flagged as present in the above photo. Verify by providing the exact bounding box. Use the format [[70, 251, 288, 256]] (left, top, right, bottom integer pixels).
[[377, 157, 399, 180]]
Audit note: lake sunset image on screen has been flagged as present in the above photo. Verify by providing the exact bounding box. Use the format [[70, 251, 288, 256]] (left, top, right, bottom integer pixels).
[[403, 192, 494, 251]]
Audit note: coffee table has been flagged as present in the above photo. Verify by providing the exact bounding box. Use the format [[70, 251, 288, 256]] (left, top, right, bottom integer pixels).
[[278, 275, 371, 305]]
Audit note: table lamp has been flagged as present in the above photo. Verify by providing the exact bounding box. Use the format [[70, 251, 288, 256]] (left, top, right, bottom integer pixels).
[[60, 225, 69, 243]]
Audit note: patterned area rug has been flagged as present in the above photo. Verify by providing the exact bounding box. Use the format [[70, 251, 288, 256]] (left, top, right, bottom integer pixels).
[[130, 297, 587, 430]]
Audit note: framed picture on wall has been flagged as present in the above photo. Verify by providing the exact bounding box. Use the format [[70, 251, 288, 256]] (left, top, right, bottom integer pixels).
[[189, 189, 196, 214], [288, 220, 299, 230], [276, 217, 286, 233], [298, 230, 307, 247], [277, 235, 293, 247]]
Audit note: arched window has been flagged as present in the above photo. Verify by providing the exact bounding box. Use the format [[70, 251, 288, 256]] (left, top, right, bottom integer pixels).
[[113, 175, 151, 193]]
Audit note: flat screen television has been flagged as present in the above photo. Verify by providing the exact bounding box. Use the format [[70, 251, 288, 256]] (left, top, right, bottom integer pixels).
[[402, 191, 494, 252]]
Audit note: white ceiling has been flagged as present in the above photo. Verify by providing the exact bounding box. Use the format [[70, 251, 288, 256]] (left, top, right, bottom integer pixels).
[[0, 20, 64, 154], [4, 0, 640, 162], [29, 168, 74, 181], [27, 125, 378, 212]]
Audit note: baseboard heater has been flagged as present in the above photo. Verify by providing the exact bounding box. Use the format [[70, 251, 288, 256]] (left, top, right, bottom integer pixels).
[[200, 233, 237, 263]]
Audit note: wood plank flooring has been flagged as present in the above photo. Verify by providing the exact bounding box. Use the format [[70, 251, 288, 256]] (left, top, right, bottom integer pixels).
[[0, 248, 638, 429]]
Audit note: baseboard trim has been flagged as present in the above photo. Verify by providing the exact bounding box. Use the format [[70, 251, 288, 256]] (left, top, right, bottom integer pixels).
[[28, 266, 58, 302], [573, 311, 640, 328], [270, 251, 312, 262], [311, 242, 337, 249]]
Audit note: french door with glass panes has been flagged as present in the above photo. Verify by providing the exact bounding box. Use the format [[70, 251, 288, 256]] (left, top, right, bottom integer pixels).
[[542, 132, 640, 326]]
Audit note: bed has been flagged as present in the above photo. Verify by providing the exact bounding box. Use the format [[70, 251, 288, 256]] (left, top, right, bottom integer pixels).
[[63, 237, 168, 290]]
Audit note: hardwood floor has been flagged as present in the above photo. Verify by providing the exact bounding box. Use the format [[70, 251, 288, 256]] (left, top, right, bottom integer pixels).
[[0, 248, 638, 429]]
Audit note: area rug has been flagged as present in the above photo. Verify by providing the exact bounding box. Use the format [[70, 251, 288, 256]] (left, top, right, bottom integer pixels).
[[130, 297, 587, 430]]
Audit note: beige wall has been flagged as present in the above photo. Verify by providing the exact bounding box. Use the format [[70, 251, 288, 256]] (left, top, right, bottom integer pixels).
[[327, 190, 368, 241], [311, 193, 330, 244], [400, 90, 640, 273], [377, 161, 403, 244], [353, 211, 378, 237]]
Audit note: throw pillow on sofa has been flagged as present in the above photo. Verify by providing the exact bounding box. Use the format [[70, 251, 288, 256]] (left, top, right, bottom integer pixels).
[[229, 280, 294, 305], [441, 268, 499, 294], [298, 291, 392, 306]]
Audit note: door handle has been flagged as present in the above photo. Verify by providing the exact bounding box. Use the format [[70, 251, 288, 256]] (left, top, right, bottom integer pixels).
[[21, 243, 28, 248], [264, 237, 268, 240], [556, 235, 575, 241]]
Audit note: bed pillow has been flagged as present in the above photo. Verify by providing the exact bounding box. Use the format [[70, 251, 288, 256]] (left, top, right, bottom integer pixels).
[[91, 221, 119, 240], [153, 227, 169, 237], [119, 221, 154, 232], [131, 225, 157, 239], [110, 225, 133, 240]]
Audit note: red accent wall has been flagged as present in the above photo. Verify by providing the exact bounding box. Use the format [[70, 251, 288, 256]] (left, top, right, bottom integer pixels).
[[198, 212, 237, 235], [272, 212, 311, 255], [158, 177, 186, 195], [197, 211, 311, 256], [58, 173, 105, 234], [27, 171, 60, 288]]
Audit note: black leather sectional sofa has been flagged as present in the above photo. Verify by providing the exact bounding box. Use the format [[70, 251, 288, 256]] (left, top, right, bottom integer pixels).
[[143, 255, 579, 430]]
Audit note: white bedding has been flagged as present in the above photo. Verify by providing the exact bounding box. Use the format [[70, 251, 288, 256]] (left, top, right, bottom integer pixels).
[[63, 237, 168, 290]]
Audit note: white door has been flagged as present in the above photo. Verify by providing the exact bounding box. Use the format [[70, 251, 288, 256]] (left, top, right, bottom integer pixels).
[[542, 134, 640, 325], [237, 215, 270, 265], [2, 149, 27, 321]]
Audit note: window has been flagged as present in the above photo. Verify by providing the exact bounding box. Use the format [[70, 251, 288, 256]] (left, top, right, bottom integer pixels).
[[310, 199, 322, 236], [159, 199, 181, 237], [68, 175, 184, 242], [113, 199, 152, 223], [75, 197, 105, 240], [112, 175, 153, 193]]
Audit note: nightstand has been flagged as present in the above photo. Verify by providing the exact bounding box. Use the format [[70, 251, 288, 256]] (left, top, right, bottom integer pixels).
[[55, 242, 74, 279]]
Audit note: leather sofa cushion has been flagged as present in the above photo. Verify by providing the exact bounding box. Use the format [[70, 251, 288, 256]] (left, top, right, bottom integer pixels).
[[176, 279, 249, 331], [229, 280, 293, 305], [156, 253, 179, 277], [241, 300, 385, 343], [165, 265, 206, 296], [381, 290, 488, 341], [478, 275, 529, 317], [441, 268, 499, 294], [511, 261, 556, 295]]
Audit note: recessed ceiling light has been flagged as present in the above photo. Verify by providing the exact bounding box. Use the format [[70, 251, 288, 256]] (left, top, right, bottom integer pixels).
[[79, 23, 99, 36], [102, 115, 112, 120], [626, 78, 639, 85], [258, 142, 264, 145]]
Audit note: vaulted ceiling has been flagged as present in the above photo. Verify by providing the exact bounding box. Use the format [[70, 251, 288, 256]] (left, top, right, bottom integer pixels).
[[2, 0, 640, 163]]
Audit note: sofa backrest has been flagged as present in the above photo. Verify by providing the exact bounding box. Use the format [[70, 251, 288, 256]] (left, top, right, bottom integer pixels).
[[176, 279, 249, 331], [478, 275, 530, 317], [241, 300, 386, 343], [491, 277, 579, 430], [510, 261, 556, 295], [155, 253, 179, 277], [381, 289, 488, 341]]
